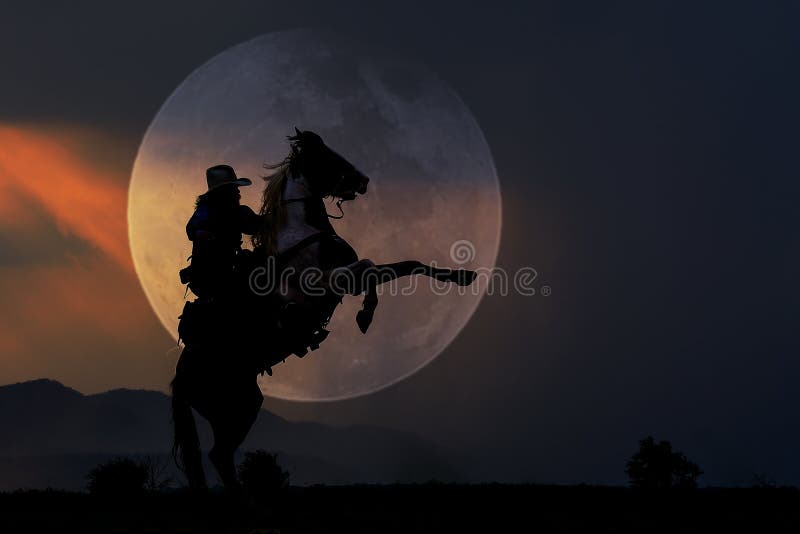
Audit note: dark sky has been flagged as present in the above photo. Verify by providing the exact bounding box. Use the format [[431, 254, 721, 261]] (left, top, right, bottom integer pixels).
[[2, 1, 800, 485]]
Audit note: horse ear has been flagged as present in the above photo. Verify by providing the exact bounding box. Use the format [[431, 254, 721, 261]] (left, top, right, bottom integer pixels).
[[288, 126, 301, 148]]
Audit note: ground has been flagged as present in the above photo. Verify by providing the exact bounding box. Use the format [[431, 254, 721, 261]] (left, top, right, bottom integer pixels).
[[2, 484, 799, 533]]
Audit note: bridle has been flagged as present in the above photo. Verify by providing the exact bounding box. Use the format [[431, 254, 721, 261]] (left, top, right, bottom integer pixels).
[[281, 172, 352, 219]]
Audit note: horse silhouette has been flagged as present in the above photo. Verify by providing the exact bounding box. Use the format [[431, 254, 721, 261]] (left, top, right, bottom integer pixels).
[[170, 129, 477, 491]]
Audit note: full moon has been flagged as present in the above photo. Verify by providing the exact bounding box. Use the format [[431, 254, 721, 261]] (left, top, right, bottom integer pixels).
[[128, 29, 502, 401]]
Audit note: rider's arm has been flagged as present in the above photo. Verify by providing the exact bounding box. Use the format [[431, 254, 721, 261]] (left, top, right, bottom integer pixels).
[[238, 205, 265, 235]]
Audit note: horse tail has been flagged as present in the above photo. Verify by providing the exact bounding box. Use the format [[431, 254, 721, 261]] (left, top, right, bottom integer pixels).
[[170, 371, 206, 489]]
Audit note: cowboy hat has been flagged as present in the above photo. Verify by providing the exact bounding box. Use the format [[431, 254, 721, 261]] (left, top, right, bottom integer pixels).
[[206, 164, 252, 191]]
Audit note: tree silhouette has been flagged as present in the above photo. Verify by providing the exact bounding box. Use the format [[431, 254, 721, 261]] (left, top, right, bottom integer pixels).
[[625, 436, 702, 489], [237, 450, 290, 502]]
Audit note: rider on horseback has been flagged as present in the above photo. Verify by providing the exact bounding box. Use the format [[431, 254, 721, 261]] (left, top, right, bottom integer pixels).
[[171, 131, 479, 493], [177, 165, 266, 350], [183, 164, 263, 301]]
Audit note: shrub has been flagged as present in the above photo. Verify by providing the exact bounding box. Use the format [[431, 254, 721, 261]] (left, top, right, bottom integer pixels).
[[86, 456, 172, 495], [86, 458, 148, 496], [238, 450, 290, 501]]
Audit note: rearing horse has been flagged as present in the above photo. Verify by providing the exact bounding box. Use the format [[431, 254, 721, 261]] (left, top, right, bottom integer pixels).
[[171, 129, 477, 491]]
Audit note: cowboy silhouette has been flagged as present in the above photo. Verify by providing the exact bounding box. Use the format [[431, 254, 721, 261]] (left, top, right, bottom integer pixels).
[[183, 165, 263, 300]]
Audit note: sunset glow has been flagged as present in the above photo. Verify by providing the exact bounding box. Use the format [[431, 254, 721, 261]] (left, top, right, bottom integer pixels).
[[0, 124, 132, 272]]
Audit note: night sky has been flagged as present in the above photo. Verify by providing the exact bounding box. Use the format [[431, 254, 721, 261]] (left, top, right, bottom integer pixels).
[[1, 1, 799, 486]]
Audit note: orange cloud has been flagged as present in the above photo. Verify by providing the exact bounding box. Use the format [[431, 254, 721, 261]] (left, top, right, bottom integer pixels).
[[0, 124, 132, 271], [0, 124, 178, 393]]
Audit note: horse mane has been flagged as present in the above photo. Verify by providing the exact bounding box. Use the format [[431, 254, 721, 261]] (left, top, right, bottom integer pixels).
[[252, 153, 294, 255]]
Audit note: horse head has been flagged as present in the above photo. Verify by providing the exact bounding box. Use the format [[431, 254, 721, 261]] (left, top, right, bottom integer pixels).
[[288, 128, 369, 201]]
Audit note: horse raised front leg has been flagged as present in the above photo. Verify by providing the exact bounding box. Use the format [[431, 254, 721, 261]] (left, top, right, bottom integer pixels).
[[354, 260, 477, 334], [325, 259, 477, 334], [397, 260, 477, 286], [322, 259, 378, 333], [369, 260, 478, 286], [356, 281, 379, 333]]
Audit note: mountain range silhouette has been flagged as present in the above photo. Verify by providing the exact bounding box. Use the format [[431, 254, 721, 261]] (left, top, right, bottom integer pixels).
[[0, 379, 459, 490]]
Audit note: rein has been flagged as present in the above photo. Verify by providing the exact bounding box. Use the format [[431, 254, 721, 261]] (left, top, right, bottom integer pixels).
[[281, 196, 347, 219]]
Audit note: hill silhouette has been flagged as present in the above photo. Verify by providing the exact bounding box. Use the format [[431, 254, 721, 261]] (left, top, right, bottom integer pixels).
[[0, 379, 458, 490]]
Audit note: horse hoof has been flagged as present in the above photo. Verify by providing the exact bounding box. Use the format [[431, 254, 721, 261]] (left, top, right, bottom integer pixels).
[[456, 269, 477, 286], [435, 269, 477, 286], [439, 269, 477, 286], [356, 309, 374, 334]]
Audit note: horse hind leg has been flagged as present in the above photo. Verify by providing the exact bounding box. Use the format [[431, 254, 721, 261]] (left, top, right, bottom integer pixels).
[[208, 381, 263, 492], [209, 440, 239, 493], [170, 358, 207, 490]]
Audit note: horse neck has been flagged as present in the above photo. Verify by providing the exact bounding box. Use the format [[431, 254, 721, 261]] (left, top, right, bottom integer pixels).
[[275, 172, 333, 253]]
